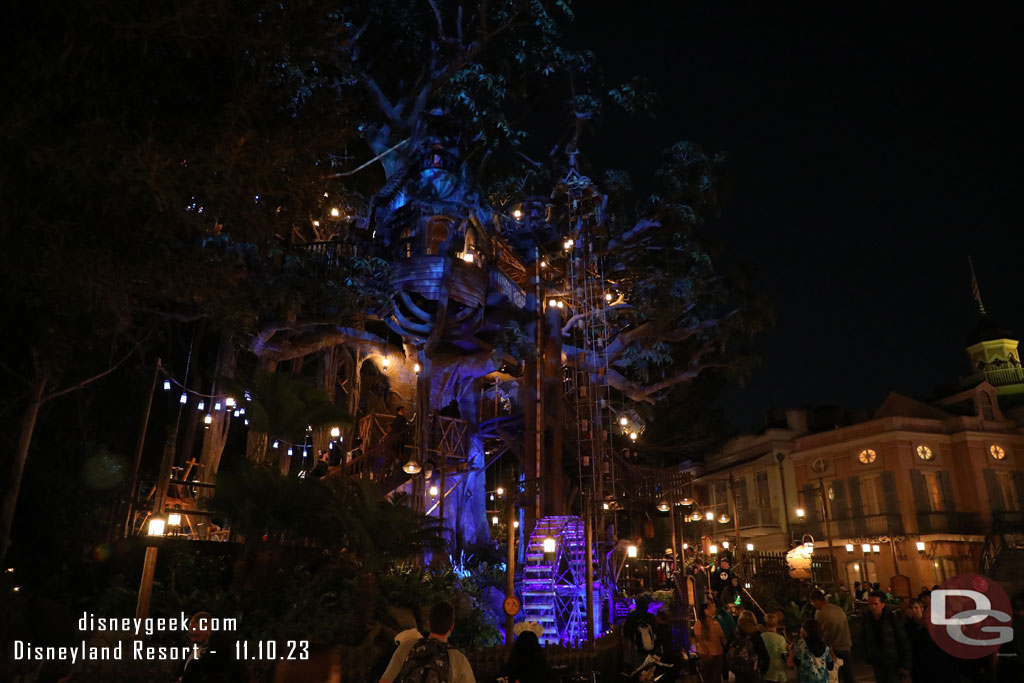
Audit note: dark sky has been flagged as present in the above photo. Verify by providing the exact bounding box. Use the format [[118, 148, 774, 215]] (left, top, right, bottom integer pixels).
[[577, 4, 1024, 429]]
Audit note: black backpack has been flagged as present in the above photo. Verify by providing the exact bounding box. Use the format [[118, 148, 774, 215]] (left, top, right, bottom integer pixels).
[[394, 637, 451, 683], [633, 616, 656, 653], [726, 634, 758, 676]]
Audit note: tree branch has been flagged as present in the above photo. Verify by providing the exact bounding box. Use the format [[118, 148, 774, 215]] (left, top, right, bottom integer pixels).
[[43, 336, 149, 403], [251, 326, 389, 362], [359, 74, 402, 127]]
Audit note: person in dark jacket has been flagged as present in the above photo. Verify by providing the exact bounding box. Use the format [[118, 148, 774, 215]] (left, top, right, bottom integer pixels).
[[903, 598, 954, 682], [505, 630, 553, 683], [721, 576, 742, 609], [727, 610, 769, 683], [859, 591, 910, 683]]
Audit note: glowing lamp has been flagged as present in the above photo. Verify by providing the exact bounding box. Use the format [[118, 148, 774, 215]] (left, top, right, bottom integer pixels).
[[496, 487, 505, 496], [287, 448, 293, 456], [403, 459, 422, 475], [163, 380, 171, 391], [203, 414, 212, 425], [682, 543, 688, 550], [681, 497, 693, 506], [804, 539, 814, 550], [706, 511, 714, 521], [602, 502, 610, 510], [540, 260, 548, 268], [381, 357, 390, 371], [179, 393, 188, 405], [745, 583, 751, 589], [330, 427, 341, 438], [548, 299, 558, 307], [226, 397, 236, 407], [147, 517, 166, 536], [312, 220, 320, 227], [709, 544, 718, 555], [197, 401, 205, 411], [916, 541, 926, 553], [214, 401, 222, 411], [564, 239, 574, 250], [862, 543, 871, 553], [491, 515, 499, 526], [795, 508, 805, 519], [629, 432, 638, 441], [619, 416, 628, 426], [330, 207, 340, 217], [543, 536, 557, 554], [556, 301, 564, 309], [167, 513, 182, 526], [272, 441, 279, 449], [462, 252, 474, 263], [853, 562, 860, 571], [428, 485, 438, 497], [627, 544, 638, 558], [513, 520, 519, 528], [722, 541, 730, 549], [413, 362, 421, 373], [657, 501, 670, 512], [605, 292, 612, 301], [718, 513, 731, 524], [746, 543, 755, 552], [845, 543, 855, 552], [872, 544, 880, 554], [692, 512, 702, 522], [513, 209, 523, 219]]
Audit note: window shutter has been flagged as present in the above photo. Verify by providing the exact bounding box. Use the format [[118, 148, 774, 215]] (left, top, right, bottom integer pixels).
[[910, 470, 931, 533], [880, 471, 903, 533], [801, 484, 820, 533], [847, 476, 866, 536], [1012, 471, 1024, 511], [939, 471, 957, 532], [830, 479, 851, 536], [984, 469, 1005, 511]]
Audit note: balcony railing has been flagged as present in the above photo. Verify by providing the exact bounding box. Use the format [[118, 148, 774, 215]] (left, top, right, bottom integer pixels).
[[738, 507, 780, 529], [961, 366, 1024, 388]]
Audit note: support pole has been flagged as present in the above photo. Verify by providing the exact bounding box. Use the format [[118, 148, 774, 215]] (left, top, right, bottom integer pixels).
[[125, 357, 161, 538], [730, 471, 743, 568], [505, 492, 516, 644], [136, 546, 159, 619], [776, 453, 791, 539], [585, 496, 595, 645], [669, 502, 678, 574], [819, 477, 837, 584]]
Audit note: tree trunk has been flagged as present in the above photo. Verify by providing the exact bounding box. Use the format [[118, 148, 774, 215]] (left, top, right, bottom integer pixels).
[[0, 374, 47, 561], [454, 378, 489, 549], [312, 346, 343, 456], [246, 356, 277, 464], [199, 336, 238, 485]]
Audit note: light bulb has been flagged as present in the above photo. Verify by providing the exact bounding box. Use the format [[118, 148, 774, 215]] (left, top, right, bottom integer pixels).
[[513, 209, 522, 219], [226, 397, 235, 407], [244, 419, 249, 426], [543, 537, 556, 553], [513, 520, 519, 528], [233, 410, 240, 417], [540, 260, 548, 268], [916, 541, 925, 552], [706, 511, 714, 521], [403, 459, 421, 475], [709, 544, 718, 555], [147, 518, 166, 536], [872, 544, 880, 554], [381, 357, 390, 371], [862, 543, 871, 553], [854, 563, 860, 571], [602, 502, 609, 510], [629, 432, 638, 441], [746, 543, 754, 552], [627, 545, 638, 558], [619, 416, 628, 426], [414, 363, 421, 373], [330, 207, 340, 217], [214, 401, 222, 411], [287, 448, 293, 456], [163, 380, 171, 391], [796, 508, 805, 518], [605, 293, 612, 301], [496, 487, 505, 496], [722, 541, 730, 549], [272, 441, 279, 449], [657, 501, 670, 512], [682, 543, 688, 550], [845, 543, 855, 552], [179, 393, 188, 404], [429, 486, 439, 496], [548, 299, 557, 307], [204, 414, 212, 425], [462, 252, 474, 263], [681, 497, 693, 506], [330, 427, 341, 438], [556, 301, 564, 308], [197, 401, 205, 411], [491, 515, 499, 526], [168, 513, 182, 526]]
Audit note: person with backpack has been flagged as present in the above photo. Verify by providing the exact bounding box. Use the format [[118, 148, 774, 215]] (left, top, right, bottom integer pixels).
[[694, 602, 726, 683], [788, 619, 834, 683], [379, 602, 476, 683], [859, 591, 910, 683], [760, 614, 789, 683], [623, 595, 656, 664], [726, 610, 769, 683]]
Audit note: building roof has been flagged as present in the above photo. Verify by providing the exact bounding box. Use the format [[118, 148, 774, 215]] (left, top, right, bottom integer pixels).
[[967, 315, 1017, 345], [874, 391, 952, 421]]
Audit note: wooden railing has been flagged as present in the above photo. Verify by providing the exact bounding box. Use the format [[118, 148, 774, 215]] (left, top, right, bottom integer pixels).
[[489, 267, 527, 308], [741, 550, 837, 586], [738, 507, 779, 529], [295, 240, 361, 271]]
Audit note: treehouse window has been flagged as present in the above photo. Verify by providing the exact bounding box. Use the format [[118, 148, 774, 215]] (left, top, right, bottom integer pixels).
[[426, 217, 452, 255]]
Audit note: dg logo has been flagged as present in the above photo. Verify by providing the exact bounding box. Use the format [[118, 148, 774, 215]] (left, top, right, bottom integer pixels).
[[927, 573, 1013, 659]]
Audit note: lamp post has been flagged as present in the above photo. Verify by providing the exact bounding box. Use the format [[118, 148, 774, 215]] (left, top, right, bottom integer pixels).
[[505, 489, 516, 643], [817, 477, 838, 584]]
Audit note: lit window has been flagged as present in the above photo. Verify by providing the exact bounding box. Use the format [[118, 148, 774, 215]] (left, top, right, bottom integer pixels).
[[916, 445, 934, 461], [858, 449, 877, 464], [990, 444, 1006, 460]]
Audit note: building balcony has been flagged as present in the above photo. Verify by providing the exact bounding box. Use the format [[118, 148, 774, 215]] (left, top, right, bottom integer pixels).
[[737, 507, 780, 530], [960, 366, 1024, 388]]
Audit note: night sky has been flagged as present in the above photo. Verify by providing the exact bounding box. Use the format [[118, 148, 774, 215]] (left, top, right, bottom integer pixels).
[[579, 4, 1024, 429]]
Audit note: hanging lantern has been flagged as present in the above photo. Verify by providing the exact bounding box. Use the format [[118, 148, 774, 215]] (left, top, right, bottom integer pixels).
[[403, 459, 422, 475], [163, 380, 171, 391], [330, 426, 341, 438], [709, 544, 718, 555], [213, 401, 222, 411], [656, 501, 670, 512], [718, 512, 731, 524], [225, 397, 235, 407], [680, 496, 693, 506], [627, 544, 638, 558], [179, 393, 188, 405], [543, 537, 556, 554], [197, 401, 205, 411], [203, 414, 212, 425]]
